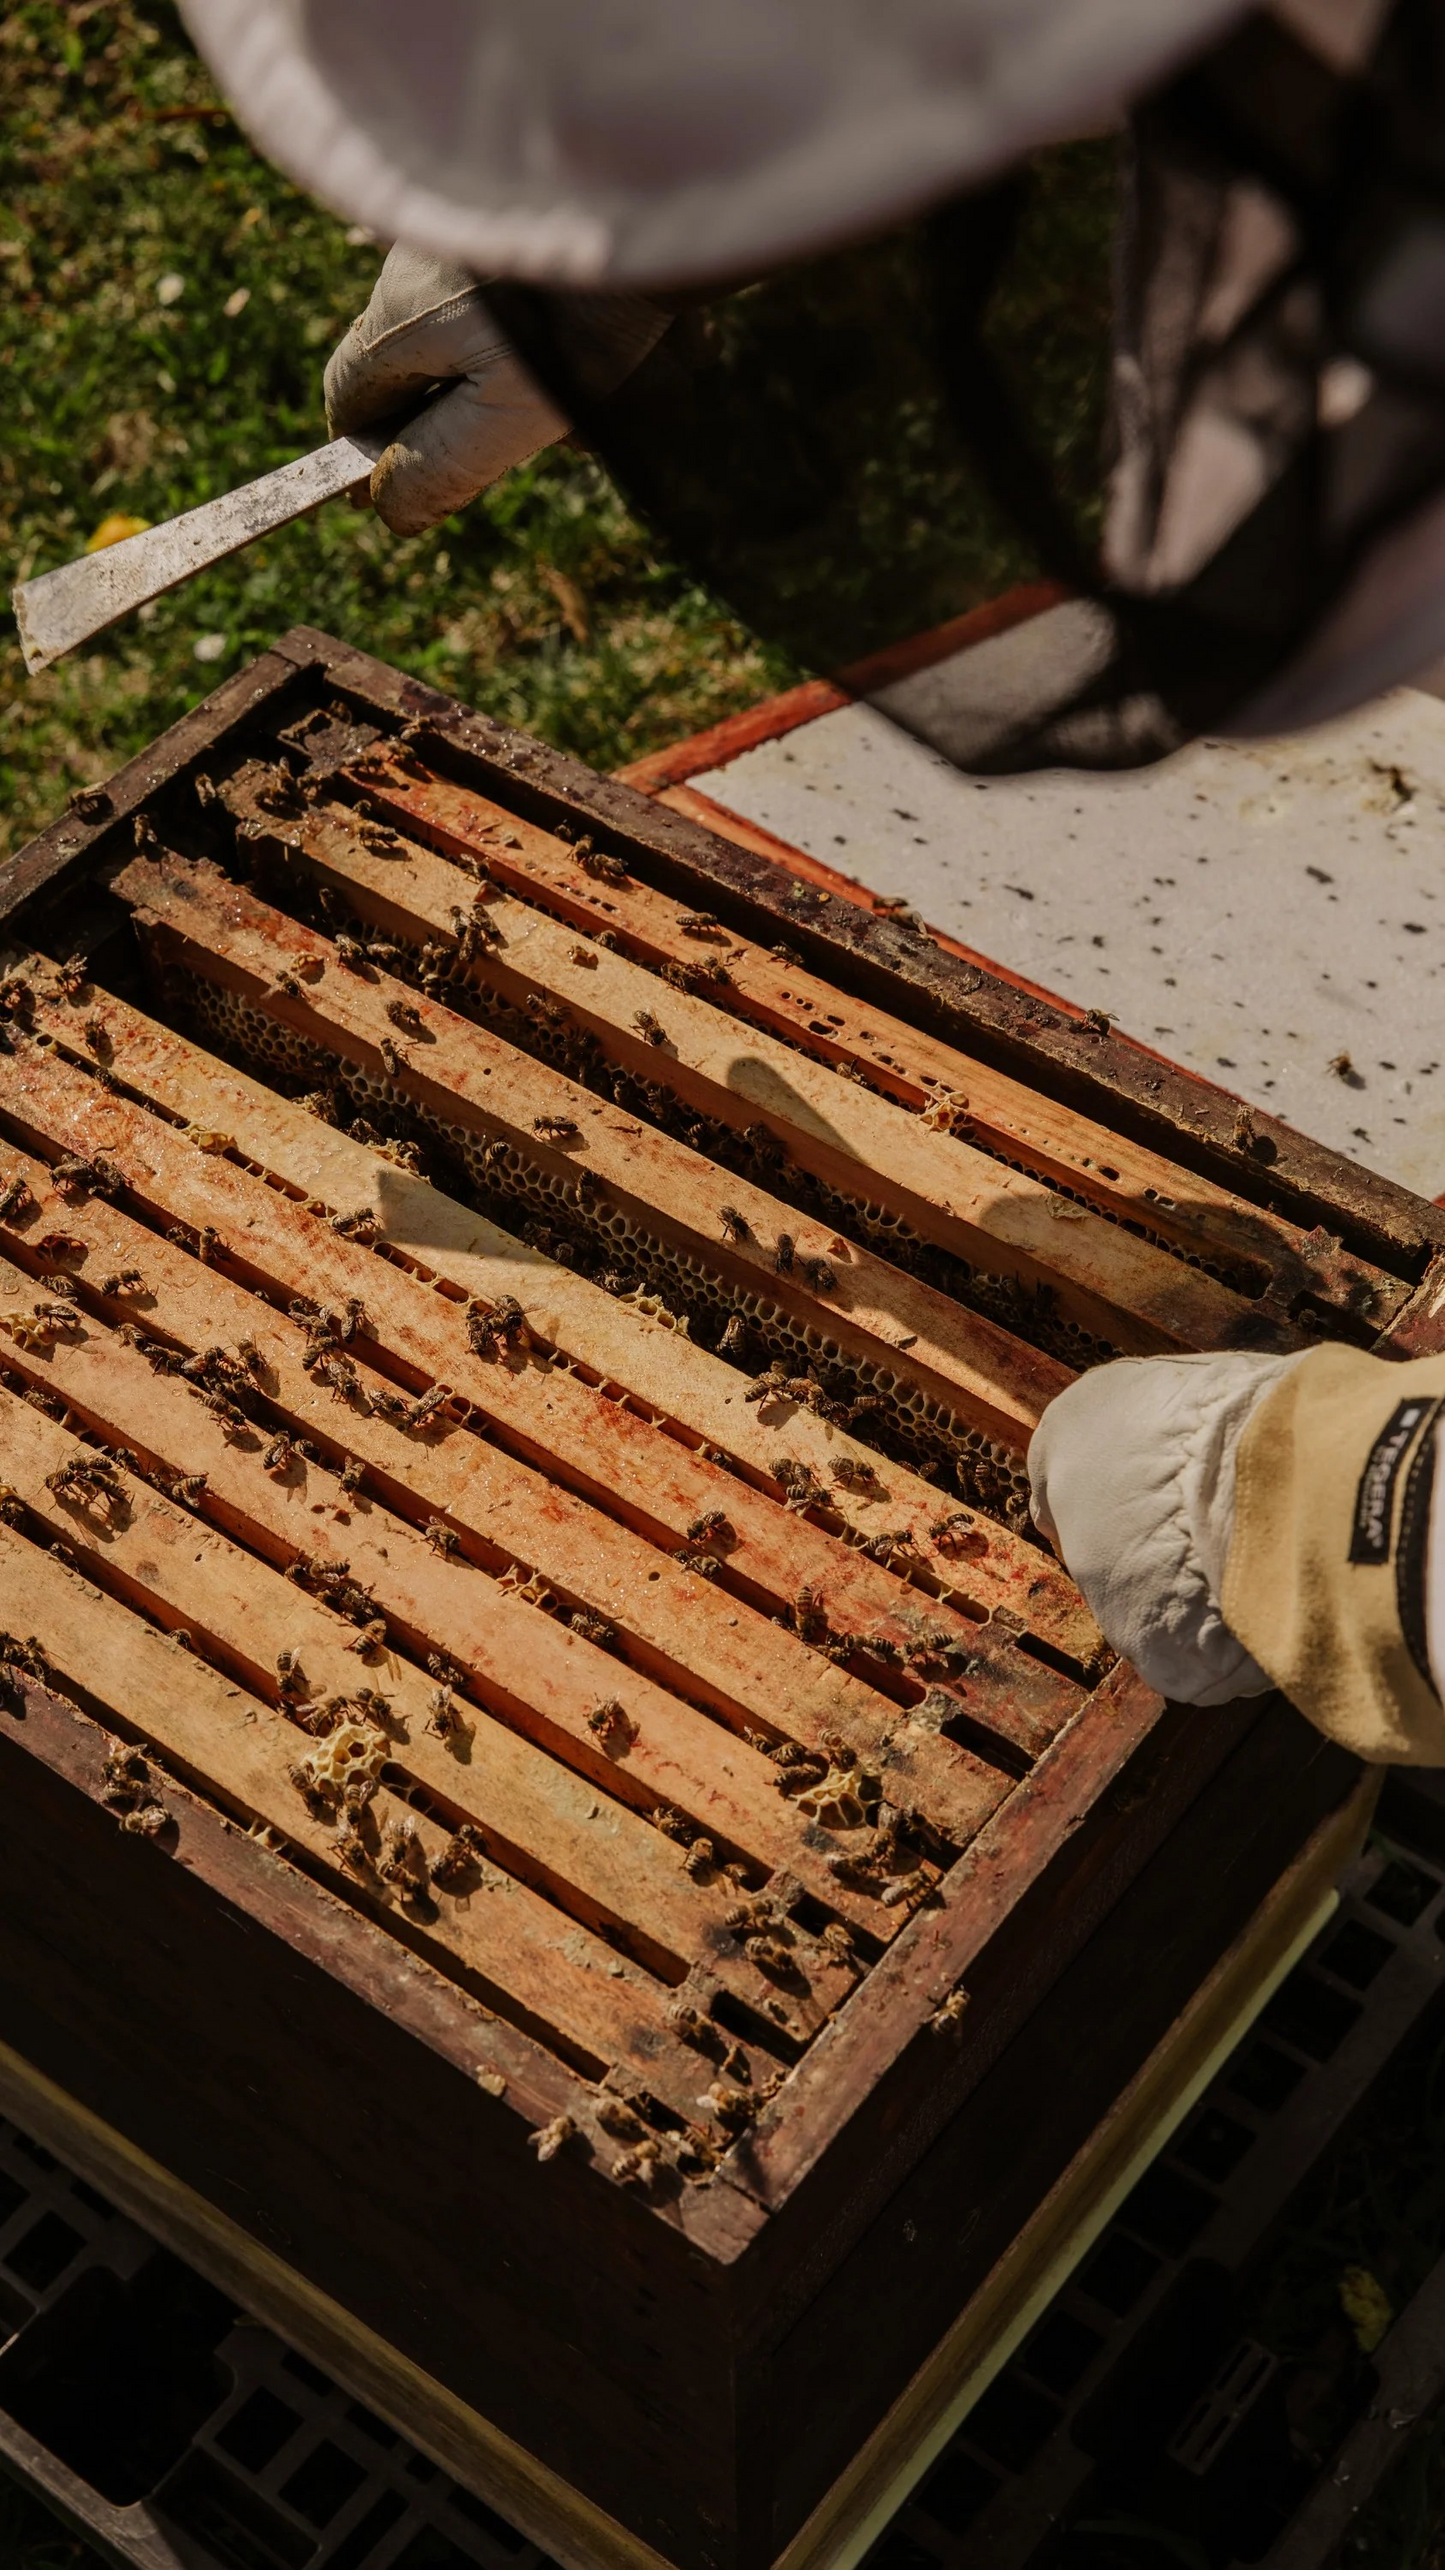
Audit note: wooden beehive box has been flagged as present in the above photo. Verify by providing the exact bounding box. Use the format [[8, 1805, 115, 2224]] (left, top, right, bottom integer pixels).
[[0, 629, 1421, 2570]]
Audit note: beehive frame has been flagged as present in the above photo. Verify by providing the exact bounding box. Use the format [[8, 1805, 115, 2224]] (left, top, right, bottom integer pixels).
[[0, 628, 1409, 2570]]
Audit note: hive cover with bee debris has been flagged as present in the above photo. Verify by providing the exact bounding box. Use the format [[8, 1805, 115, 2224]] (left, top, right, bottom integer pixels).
[[0, 631, 1396, 2570]]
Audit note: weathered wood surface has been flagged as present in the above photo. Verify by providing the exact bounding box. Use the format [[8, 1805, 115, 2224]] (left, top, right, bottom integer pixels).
[[227, 770, 1276, 1360], [13, 971, 1099, 1664], [334, 756, 1402, 1341], [108, 849, 1070, 1453]]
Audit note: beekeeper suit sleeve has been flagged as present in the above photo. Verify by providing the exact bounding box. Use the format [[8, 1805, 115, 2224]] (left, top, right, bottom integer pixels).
[[1029, 1346, 1445, 1761]]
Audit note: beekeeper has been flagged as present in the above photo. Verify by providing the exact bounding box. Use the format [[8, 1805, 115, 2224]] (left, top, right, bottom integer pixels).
[[176, 0, 1445, 1766]]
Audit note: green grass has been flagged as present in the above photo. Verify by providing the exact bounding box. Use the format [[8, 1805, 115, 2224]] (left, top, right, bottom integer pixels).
[[0, 3, 1124, 865], [0, 0, 794, 860]]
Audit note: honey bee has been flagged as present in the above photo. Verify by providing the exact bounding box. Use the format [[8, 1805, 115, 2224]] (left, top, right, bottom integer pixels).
[[426, 1685, 472, 1744], [570, 1608, 616, 1650], [379, 1040, 405, 1079], [1085, 1007, 1115, 1038], [119, 1802, 170, 1837], [53, 955, 90, 1001], [275, 1649, 308, 1700], [431, 1824, 487, 1891], [831, 1455, 881, 1492], [793, 1586, 831, 1648], [81, 1018, 112, 1060], [0, 974, 34, 1022], [678, 912, 720, 937], [403, 1381, 452, 1430], [99, 1270, 149, 1298], [465, 1294, 526, 1357], [880, 1869, 929, 1909], [379, 1824, 432, 1906], [632, 1010, 666, 1046], [339, 1456, 366, 1492], [0, 1175, 34, 1222], [181, 1126, 235, 1155], [385, 997, 424, 1036], [54, 1153, 122, 1199], [930, 1984, 970, 2033], [334, 935, 372, 971], [800, 1255, 836, 1292], [345, 1617, 388, 1657], [610, 2139, 662, 2189], [0, 1486, 24, 1528], [698, 2084, 756, 2135], [423, 1519, 460, 1556], [329, 1208, 380, 1241], [263, 1433, 295, 1476], [682, 1837, 716, 1880], [579, 844, 628, 885], [719, 1206, 750, 1243], [528, 2113, 577, 2162], [775, 1457, 827, 1513], [46, 1451, 128, 1514], [274, 972, 304, 999], [532, 1113, 579, 1142], [716, 1314, 748, 1359], [587, 1697, 637, 1749], [650, 1804, 694, 1845], [686, 1509, 733, 1549]]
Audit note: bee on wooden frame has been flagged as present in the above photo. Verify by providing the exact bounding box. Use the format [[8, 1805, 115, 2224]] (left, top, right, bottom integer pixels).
[[426, 1685, 472, 1746]]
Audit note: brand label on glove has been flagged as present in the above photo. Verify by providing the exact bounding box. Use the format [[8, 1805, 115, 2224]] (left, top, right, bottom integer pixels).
[[1350, 1397, 1435, 1563]]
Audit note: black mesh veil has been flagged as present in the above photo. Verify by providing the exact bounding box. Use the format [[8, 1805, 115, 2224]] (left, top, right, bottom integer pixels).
[[488, 0, 1445, 775]]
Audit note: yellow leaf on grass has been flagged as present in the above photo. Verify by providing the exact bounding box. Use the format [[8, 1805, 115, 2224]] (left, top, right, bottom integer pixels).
[[1339, 2264, 1393, 2354], [84, 513, 151, 554]]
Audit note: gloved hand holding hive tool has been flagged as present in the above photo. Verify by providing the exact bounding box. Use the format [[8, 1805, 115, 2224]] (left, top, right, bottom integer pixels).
[[323, 247, 671, 534], [179, 0, 1445, 1767]]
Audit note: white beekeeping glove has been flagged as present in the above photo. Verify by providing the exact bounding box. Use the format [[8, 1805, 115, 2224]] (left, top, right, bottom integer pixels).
[[1028, 1350, 1301, 1706], [325, 247, 667, 535]]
